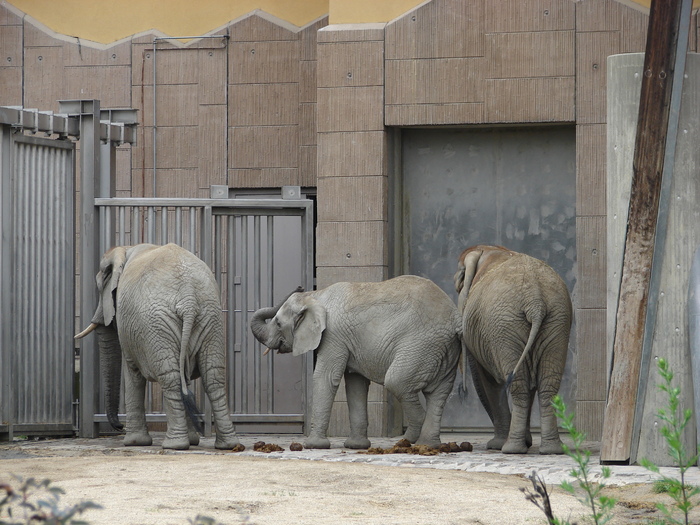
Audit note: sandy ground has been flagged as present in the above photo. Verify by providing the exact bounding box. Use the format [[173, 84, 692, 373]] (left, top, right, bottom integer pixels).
[[1, 433, 699, 525]]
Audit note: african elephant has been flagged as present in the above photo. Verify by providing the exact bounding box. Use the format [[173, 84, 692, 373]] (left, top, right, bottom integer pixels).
[[454, 245, 572, 454], [75, 243, 239, 450], [250, 276, 462, 449]]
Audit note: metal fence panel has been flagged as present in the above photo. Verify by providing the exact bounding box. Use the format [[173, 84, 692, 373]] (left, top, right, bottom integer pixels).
[[84, 197, 314, 435], [0, 131, 75, 439]]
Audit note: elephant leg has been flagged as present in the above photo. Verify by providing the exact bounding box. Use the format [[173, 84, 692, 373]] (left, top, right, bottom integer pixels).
[[160, 371, 193, 450], [123, 366, 152, 447], [343, 372, 371, 449], [186, 416, 200, 447], [502, 376, 532, 454], [416, 374, 456, 447], [537, 373, 565, 455], [384, 360, 427, 445], [199, 357, 239, 450], [305, 356, 347, 449], [469, 357, 510, 450]]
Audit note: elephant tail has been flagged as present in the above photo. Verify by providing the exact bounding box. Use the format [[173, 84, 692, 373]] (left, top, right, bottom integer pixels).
[[457, 336, 469, 402], [506, 305, 545, 389], [180, 307, 204, 435]]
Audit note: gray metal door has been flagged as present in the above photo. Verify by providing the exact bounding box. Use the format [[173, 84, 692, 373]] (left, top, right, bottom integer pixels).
[[0, 131, 76, 440], [85, 197, 314, 435], [400, 126, 576, 431]]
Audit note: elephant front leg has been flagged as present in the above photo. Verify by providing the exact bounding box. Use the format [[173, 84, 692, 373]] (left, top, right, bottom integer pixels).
[[123, 366, 152, 447], [343, 372, 371, 449], [305, 359, 346, 449]]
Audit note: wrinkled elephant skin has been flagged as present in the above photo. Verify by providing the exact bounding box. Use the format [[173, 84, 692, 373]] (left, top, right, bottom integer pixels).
[[250, 276, 462, 450], [454, 244, 572, 455], [75, 243, 239, 451]]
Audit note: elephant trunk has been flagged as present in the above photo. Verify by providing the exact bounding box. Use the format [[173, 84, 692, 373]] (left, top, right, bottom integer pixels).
[[250, 286, 304, 348], [96, 324, 124, 431]]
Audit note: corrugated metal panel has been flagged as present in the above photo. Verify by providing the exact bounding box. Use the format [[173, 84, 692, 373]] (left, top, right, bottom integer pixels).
[[1, 133, 75, 437]]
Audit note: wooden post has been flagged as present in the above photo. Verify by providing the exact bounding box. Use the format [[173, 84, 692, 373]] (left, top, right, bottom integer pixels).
[[600, 0, 692, 463]]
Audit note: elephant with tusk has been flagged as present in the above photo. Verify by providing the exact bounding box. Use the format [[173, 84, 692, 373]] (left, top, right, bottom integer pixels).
[[250, 276, 463, 450], [75, 243, 240, 450], [454, 244, 572, 454]]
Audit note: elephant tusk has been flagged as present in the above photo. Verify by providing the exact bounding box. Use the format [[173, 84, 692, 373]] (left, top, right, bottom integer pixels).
[[263, 347, 271, 356], [74, 322, 99, 340]]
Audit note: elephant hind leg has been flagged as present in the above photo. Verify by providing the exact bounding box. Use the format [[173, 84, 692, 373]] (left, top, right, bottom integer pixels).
[[199, 362, 239, 450], [415, 376, 455, 447], [384, 361, 426, 444], [469, 357, 510, 450], [159, 371, 194, 450], [537, 374, 565, 455]]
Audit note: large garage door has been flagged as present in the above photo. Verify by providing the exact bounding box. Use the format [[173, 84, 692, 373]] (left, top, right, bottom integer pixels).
[[400, 126, 576, 431]]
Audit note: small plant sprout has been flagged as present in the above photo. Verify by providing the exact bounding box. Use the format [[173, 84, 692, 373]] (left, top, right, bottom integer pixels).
[[521, 395, 616, 525], [640, 358, 700, 525]]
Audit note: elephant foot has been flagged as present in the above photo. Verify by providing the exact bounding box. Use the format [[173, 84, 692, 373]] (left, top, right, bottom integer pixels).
[[123, 431, 152, 447], [215, 432, 241, 450], [162, 434, 191, 450], [188, 430, 200, 447], [402, 429, 421, 444], [304, 436, 331, 449], [486, 436, 506, 450], [539, 440, 565, 455], [501, 438, 529, 454], [415, 437, 442, 448], [344, 436, 371, 450]]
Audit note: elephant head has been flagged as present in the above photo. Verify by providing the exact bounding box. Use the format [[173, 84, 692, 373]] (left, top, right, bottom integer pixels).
[[74, 245, 153, 431], [250, 287, 325, 356]]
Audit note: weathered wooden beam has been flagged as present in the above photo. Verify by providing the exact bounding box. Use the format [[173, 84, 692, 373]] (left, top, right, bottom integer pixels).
[[600, 0, 692, 463]]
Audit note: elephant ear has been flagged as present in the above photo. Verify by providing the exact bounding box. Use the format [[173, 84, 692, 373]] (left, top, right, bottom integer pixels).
[[291, 298, 326, 356], [95, 247, 128, 327]]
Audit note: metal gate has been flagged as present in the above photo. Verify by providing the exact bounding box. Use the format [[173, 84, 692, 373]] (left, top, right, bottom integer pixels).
[[0, 130, 75, 440], [80, 195, 315, 435]]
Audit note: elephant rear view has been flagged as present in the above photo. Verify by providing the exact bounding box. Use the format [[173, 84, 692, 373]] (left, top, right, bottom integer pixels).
[[454, 244, 572, 454], [75, 243, 239, 450]]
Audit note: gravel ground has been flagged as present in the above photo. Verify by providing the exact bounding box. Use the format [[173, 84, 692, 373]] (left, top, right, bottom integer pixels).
[[2, 432, 699, 524]]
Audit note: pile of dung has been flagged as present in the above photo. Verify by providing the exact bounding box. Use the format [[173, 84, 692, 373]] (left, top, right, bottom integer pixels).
[[230, 443, 246, 453], [252, 441, 285, 453], [359, 439, 473, 456]]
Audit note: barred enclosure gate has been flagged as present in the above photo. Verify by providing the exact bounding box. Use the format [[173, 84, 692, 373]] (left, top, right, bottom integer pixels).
[[0, 102, 137, 441], [81, 195, 315, 436]]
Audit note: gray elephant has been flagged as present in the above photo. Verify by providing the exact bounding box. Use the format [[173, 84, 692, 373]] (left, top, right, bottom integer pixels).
[[75, 243, 239, 450], [250, 275, 462, 449], [454, 245, 572, 454]]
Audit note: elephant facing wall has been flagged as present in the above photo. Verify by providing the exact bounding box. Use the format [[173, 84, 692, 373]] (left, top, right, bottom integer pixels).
[[75, 243, 239, 450], [250, 275, 462, 449], [454, 244, 572, 454]]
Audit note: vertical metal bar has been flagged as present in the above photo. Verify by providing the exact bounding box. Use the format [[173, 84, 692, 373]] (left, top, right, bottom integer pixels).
[[132, 206, 141, 245], [0, 126, 14, 440], [301, 201, 315, 432], [78, 100, 102, 438], [227, 215, 237, 414], [161, 206, 168, 245], [240, 215, 249, 413], [266, 215, 274, 413], [253, 215, 261, 414], [189, 207, 197, 254], [118, 207, 126, 246], [147, 206, 156, 243], [175, 207, 182, 246]]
